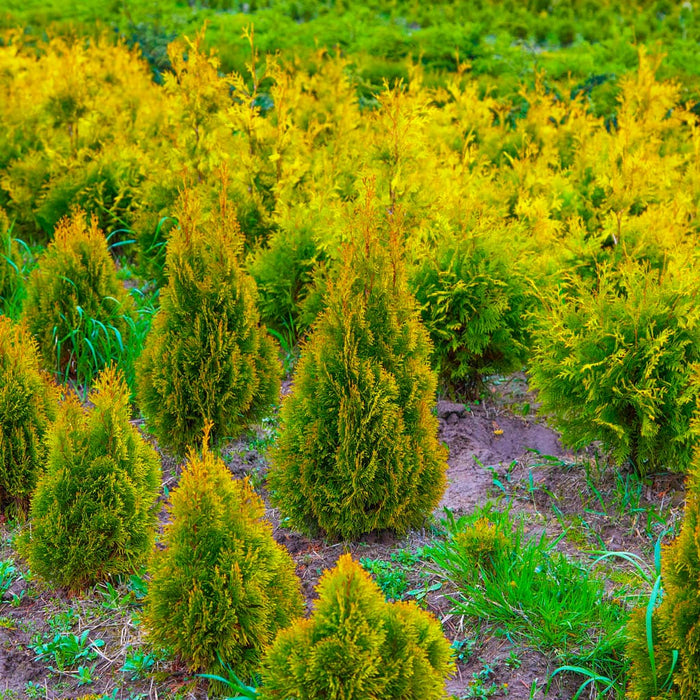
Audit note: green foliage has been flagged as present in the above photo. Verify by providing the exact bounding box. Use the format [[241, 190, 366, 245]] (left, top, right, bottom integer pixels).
[[26, 367, 160, 590], [23, 210, 136, 388], [0, 208, 26, 318], [426, 505, 629, 689], [268, 198, 447, 540], [31, 629, 105, 673], [0, 316, 57, 516], [144, 445, 303, 679], [248, 221, 326, 347], [259, 553, 454, 700], [136, 189, 280, 456], [626, 469, 700, 699], [528, 261, 700, 475], [411, 232, 530, 398]]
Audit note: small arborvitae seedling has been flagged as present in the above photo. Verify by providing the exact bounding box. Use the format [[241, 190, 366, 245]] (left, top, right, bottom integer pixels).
[[0, 317, 57, 516], [260, 554, 455, 699], [268, 195, 447, 539], [411, 231, 530, 398], [529, 261, 700, 475], [27, 366, 160, 590], [143, 443, 303, 679], [23, 210, 136, 385], [136, 185, 280, 455], [626, 463, 700, 699]]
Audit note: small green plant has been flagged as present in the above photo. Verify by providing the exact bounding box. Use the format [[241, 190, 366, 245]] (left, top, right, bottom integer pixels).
[[259, 554, 455, 699], [23, 210, 136, 389], [268, 193, 447, 539], [0, 559, 18, 598], [529, 261, 700, 475], [359, 557, 409, 601], [144, 443, 303, 679], [32, 629, 104, 672], [0, 208, 27, 318], [0, 316, 57, 516], [26, 366, 161, 590], [121, 648, 157, 680], [136, 184, 280, 455]]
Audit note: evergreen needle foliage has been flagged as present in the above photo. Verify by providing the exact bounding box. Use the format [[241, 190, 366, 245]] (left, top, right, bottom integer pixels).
[[268, 196, 448, 540], [23, 210, 136, 386], [626, 465, 700, 700], [260, 554, 455, 700], [529, 262, 700, 475], [411, 231, 530, 398], [0, 317, 57, 516], [26, 366, 160, 590], [144, 443, 304, 679], [136, 186, 280, 455]]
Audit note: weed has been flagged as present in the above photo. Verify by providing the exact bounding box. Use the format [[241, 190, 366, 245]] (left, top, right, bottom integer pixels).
[[31, 630, 105, 672], [359, 558, 409, 601], [121, 648, 157, 680], [0, 560, 18, 598]]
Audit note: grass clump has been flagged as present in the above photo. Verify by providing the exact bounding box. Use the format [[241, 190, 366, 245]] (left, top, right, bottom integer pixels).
[[268, 195, 447, 540], [529, 261, 700, 475], [26, 366, 160, 590], [23, 210, 136, 388], [136, 187, 280, 456], [144, 443, 303, 680], [260, 553, 454, 699], [0, 208, 26, 318], [0, 317, 57, 516]]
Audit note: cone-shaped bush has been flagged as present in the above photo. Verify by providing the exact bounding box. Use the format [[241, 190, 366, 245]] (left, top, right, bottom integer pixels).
[[268, 199, 447, 540], [0, 317, 57, 516], [529, 261, 700, 475], [626, 466, 700, 699], [260, 554, 455, 699], [143, 445, 304, 679], [411, 231, 530, 399], [136, 190, 280, 455], [23, 210, 135, 384], [26, 367, 160, 590]]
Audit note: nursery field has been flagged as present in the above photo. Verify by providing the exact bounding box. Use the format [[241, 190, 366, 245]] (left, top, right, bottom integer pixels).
[[2, 1, 700, 699]]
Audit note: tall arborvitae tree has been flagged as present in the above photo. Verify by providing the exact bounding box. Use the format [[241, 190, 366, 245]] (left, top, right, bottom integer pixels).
[[268, 192, 447, 540], [136, 181, 280, 455], [260, 554, 455, 699], [0, 317, 57, 516], [144, 443, 304, 680], [626, 463, 700, 699], [26, 367, 160, 590]]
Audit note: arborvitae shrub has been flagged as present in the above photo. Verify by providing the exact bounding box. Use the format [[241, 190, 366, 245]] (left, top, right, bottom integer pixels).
[[411, 231, 530, 398], [268, 198, 448, 540], [248, 221, 326, 347], [23, 211, 136, 385], [26, 367, 160, 590], [260, 554, 454, 699], [626, 468, 700, 699], [528, 262, 700, 475], [144, 445, 303, 679], [0, 317, 57, 516], [0, 209, 25, 318], [136, 191, 280, 455]]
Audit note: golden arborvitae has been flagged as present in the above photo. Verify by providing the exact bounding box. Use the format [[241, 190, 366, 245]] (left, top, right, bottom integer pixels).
[[144, 443, 303, 679], [23, 210, 135, 384], [268, 192, 447, 539], [626, 463, 700, 700], [260, 554, 455, 699], [0, 317, 57, 516], [26, 367, 160, 590], [136, 184, 280, 455]]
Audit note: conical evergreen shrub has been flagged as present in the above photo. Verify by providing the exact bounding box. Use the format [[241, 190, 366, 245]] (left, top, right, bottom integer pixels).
[[260, 554, 454, 699], [144, 444, 304, 679], [626, 466, 700, 699], [26, 367, 160, 590], [23, 210, 136, 385], [136, 189, 280, 455], [0, 317, 57, 516], [268, 198, 447, 540]]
